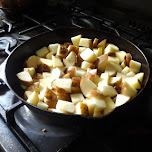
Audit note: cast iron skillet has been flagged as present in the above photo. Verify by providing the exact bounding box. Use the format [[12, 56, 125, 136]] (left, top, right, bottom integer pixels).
[[2, 27, 150, 126]]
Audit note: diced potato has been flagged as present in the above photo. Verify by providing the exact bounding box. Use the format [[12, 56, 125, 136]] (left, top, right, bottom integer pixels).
[[24, 91, 33, 100], [83, 99, 96, 116], [66, 51, 76, 63], [63, 59, 75, 67], [80, 48, 97, 63], [44, 97, 57, 108], [93, 47, 103, 57], [75, 102, 89, 116], [27, 91, 39, 106], [56, 44, 68, 58], [42, 72, 51, 79], [48, 43, 59, 54], [121, 66, 130, 75], [76, 67, 86, 77], [46, 52, 52, 59], [51, 67, 64, 80], [68, 45, 79, 55], [98, 73, 109, 86], [52, 55, 63, 67], [78, 47, 87, 54], [37, 101, 49, 110], [56, 86, 71, 101], [97, 39, 107, 49], [126, 71, 136, 77], [66, 66, 76, 78], [39, 79, 53, 90], [97, 85, 117, 97], [70, 93, 84, 105], [24, 67, 35, 77], [56, 100, 75, 113], [121, 81, 137, 98], [55, 78, 72, 93], [134, 72, 144, 83], [104, 44, 119, 54], [129, 60, 141, 73], [115, 94, 130, 107], [17, 71, 33, 86], [71, 34, 82, 46], [95, 54, 108, 72], [104, 96, 115, 110], [124, 77, 141, 89], [80, 76, 97, 97], [109, 77, 122, 86], [81, 61, 93, 70], [26, 55, 37, 68], [108, 56, 120, 65], [93, 38, 99, 48], [71, 77, 81, 93], [36, 46, 49, 57], [79, 38, 92, 48], [93, 108, 103, 117], [115, 51, 126, 63]]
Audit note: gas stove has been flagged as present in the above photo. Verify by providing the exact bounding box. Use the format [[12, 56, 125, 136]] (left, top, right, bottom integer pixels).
[[0, 2, 152, 152]]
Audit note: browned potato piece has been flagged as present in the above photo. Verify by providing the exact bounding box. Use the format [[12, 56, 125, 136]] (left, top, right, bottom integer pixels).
[[62, 73, 70, 78], [68, 45, 79, 55], [64, 42, 72, 48], [32, 73, 43, 82], [86, 89, 105, 99], [56, 45, 68, 58], [44, 98, 57, 109], [71, 77, 81, 93], [56, 86, 71, 101]]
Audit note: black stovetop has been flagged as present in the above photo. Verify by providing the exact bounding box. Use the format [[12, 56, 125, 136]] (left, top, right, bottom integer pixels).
[[0, 4, 152, 152]]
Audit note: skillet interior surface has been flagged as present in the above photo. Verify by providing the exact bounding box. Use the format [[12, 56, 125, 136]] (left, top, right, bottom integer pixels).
[[4, 27, 150, 123]]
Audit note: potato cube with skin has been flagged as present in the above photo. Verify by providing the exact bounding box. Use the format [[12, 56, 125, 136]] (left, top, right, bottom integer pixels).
[[104, 62, 117, 76], [115, 94, 130, 107], [71, 34, 82, 46], [95, 54, 108, 72], [39, 79, 53, 90], [24, 91, 33, 100], [80, 48, 97, 63], [109, 77, 122, 86], [55, 78, 72, 93], [129, 60, 141, 73], [48, 43, 59, 54], [70, 93, 84, 105], [115, 51, 126, 63], [17, 71, 33, 86], [56, 45, 68, 58], [83, 99, 96, 116], [42, 72, 51, 79], [68, 45, 79, 55], [26, 55, 37, 68], [93, 38, 99, 48], [44, 97, 57, 108], [97, 39, 107, 50], [56, 86, 71, 102], [24, 67, 35, 77], [104, 97, 115, 110], [27, 91, 39, 106], [71, 77, 81, 93], [80, 76, 97, 97], [37, 101, 49, 110], [66, 66, 76, 78], [134, 72, 144, 83], [56, 100, 75, 114], [75, 102, 89, 116], [85, 69, 97, 82], [97, 85, 117, 97], [52, 55, 63, 67], [36, 46, 49, 57], [116, 72, 128, 82], [121, 81, 137, 98], [104, 44, 119, 54], [26, 82, 41, 93], [93, 109, 103, 117], [78, 47, 87, 54], [124, 77, 141, 89], [79, 38, 92, 48]]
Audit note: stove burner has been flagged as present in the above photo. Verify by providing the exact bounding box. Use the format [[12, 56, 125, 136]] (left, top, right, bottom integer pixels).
[[0, 37, 17, 50]]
